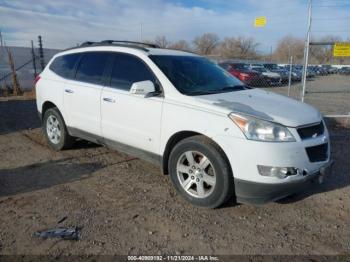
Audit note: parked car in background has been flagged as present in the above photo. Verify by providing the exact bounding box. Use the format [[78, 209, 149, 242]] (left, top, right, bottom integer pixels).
[[314, 66, 328, 76], [306, 67, 316, 78], [262, 63, 289, 83], [328, 67, 338, 74], [322, 65, 337, 74], [283, 65, 302, 82], [291, 69, 302, 81], [219, 62, 263, 87], [339, 67, 350, 75], [248, 64, 282, 86]]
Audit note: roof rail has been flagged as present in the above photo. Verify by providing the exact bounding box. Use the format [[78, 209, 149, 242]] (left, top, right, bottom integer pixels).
[[80, 41, 97, 47], [99, 40, 160, 48], [63, 40, 160, 53]]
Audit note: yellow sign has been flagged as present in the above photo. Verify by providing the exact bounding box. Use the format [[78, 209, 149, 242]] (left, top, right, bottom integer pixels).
[[254, 16, 267, 27], [334, 43, 350, 57]]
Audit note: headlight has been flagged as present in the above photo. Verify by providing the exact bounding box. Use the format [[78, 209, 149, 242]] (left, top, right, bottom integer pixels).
[[228, 113, 295, 142]]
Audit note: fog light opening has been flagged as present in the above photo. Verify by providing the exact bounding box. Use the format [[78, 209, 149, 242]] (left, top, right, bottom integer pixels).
[[257, 165, 300, 179]]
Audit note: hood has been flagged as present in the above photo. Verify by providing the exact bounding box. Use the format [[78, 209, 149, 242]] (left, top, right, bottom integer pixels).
[[194, 89, 322, 127], [263, 72, 280, 78]]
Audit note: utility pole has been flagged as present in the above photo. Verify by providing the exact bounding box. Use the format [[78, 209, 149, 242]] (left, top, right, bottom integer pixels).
[[0, 29, 3, 61], [31, 40, 37, 79], [270, 46, 273, 61], [288, 45, 291, 63], [288, 56, 293, 97], [38, 35, 45, 71], [0, 29, 3, 63], [0, 29, 3, 47], [301, 0, 312, 102]]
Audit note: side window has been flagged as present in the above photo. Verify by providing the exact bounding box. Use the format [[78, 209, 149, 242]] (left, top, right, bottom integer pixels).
[[49, 53, 80, 79], [110, 54, 156, 91], [75, 52, 109, 85]]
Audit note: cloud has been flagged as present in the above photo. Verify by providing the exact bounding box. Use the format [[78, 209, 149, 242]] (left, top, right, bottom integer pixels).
[[0, 0, 349, 52]]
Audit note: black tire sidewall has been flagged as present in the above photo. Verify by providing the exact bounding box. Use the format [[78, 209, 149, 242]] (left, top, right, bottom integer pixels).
[[169, 137, 233, 208], [43, 108, 69, 151]]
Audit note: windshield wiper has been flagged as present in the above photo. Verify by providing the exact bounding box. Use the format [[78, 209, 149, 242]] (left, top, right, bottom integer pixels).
[[219, 85, 246, 91], [183, 85, 247, 96]]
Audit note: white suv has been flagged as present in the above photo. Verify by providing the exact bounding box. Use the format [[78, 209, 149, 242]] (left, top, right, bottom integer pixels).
[[36, 40, 333, 208]]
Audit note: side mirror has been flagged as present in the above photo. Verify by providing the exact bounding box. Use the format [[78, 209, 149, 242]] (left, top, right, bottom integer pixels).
[[129, 80, 157, 97]]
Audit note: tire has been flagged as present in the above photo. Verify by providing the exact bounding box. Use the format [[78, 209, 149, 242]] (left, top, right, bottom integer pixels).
[[43, 107, 74, 151], [168, 135, 234, 208]]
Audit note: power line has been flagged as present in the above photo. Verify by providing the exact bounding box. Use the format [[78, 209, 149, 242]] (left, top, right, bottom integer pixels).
[[313, 17, 350, 20], [313, 4, 350, 7], [312, 30, 350, 32]]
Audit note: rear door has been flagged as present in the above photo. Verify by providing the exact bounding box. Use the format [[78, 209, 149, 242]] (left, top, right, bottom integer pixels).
[[101, 53, 163, 154], [63, 52, 110, 136]]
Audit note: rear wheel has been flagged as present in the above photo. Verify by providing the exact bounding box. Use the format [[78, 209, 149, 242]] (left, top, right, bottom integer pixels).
[[43, 107, 74, 150], [168, 135, 234, 208]]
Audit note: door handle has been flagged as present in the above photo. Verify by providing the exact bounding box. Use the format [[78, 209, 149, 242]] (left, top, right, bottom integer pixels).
[[65, 89, 74, 94], [103, 97, 115, 103]]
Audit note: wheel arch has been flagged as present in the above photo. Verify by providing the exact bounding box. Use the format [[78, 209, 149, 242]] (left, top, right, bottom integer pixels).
[[162, 131, 233, 178], [42, 101, 58, 120]]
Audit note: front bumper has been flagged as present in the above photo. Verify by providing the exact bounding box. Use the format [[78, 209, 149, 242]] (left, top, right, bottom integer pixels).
[[235, 160, 334, 204], [265, 77, 282, 86]]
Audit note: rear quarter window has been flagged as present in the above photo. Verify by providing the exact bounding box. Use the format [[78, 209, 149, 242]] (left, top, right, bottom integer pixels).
[[49, 53, 81, 79]]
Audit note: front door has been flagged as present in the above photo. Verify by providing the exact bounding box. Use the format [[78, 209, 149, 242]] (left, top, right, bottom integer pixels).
[[101, 53, 163, 154]]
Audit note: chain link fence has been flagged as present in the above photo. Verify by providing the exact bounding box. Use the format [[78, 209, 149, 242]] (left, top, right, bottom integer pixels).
[[208, 56, 350, 117], [301, 9, 350, 117], [0, 45, 58, 96]]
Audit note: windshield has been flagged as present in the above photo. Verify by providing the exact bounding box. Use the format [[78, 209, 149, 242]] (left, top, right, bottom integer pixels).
[[232, 63, 249, 70], [149, 55, 246, 95], [264, 64, 278, 70]]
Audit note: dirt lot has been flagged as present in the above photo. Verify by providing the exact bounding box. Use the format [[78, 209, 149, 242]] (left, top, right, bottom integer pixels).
[[0, 82, 349, 256]]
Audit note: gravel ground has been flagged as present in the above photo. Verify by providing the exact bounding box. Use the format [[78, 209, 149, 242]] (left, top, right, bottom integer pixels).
[[0, 91, 349, 256]]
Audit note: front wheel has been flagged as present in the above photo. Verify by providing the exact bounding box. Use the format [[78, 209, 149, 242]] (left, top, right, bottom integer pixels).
[[168, 136, 234, 208]]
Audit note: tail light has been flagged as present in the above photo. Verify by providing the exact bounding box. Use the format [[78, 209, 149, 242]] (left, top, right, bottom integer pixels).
[[239, 73, 250, 81], [34, 75, 41, 85]]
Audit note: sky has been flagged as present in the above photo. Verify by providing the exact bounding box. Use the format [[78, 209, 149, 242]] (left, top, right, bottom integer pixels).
[[0, 0, 349, 52]]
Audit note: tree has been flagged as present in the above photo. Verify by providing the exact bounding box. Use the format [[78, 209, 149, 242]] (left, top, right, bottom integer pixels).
[[6, 47, 21, 96], [273, 35, 304, 63], [309, 35, 342, 64], [193, 33, 219, 55], [219, 36, 259, 59], [154, 35, 170, 48], [168, 40, 191, 51]]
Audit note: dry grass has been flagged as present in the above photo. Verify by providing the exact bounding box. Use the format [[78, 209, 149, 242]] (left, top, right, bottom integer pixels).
[[0, 90, 36, 101]]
